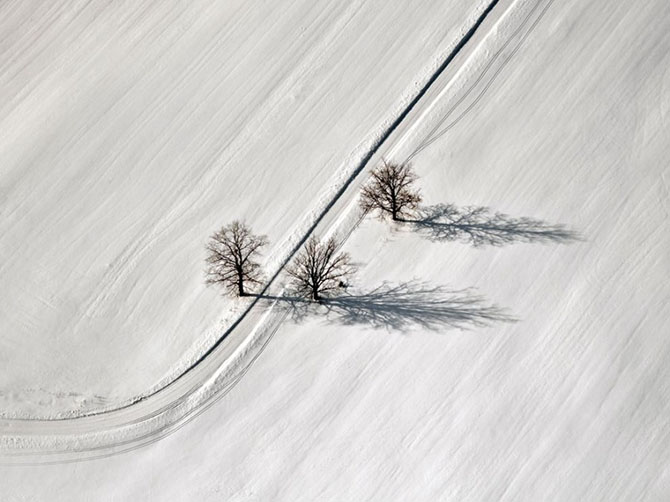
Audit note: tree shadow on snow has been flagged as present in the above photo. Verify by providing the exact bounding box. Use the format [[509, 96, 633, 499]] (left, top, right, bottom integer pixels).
[[260, 280, 515, 332], [407, 204, 580, 247]]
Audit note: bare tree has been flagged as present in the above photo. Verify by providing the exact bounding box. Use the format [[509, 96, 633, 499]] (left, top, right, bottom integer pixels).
[[360, 160, 422, 221], [205, 221, 268, 296], [287, 235, 355, 302]]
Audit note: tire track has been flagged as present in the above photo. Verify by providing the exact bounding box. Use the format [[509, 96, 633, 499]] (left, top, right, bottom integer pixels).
[[406, 0, 557, 161]]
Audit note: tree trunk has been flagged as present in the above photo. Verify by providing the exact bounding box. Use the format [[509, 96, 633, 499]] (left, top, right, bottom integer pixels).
[[312, 288, 321, 302]]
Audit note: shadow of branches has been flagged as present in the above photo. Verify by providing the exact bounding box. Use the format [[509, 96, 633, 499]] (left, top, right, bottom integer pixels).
[[261, 280, 514, 331], [409, 204, 580, 246]]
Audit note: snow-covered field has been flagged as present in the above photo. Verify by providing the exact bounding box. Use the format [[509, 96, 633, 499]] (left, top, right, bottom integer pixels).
[[2, 0, 670, 499], [0, 0, 488, 418]]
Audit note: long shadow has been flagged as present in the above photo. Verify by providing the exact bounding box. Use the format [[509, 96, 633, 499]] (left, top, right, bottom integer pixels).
[[258, 280, 514, 332], [408, 204, 580, 247]]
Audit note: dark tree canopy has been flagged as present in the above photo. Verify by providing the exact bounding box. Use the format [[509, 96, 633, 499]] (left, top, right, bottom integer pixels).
[[360, 160, 422, 221], [205, 221, 268, 296], [287, 235, 355, 302]]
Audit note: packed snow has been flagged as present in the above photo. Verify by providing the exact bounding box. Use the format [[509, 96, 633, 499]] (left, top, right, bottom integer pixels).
[[2, 0, 670, 500]]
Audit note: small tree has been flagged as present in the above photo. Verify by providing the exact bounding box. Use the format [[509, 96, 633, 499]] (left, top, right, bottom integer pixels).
[[360, 160, 422, 221], [205, 221, 268, 296], [287, 235, 355, 302]]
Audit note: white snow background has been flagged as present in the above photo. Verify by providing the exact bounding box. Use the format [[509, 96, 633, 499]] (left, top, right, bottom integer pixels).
[[1, 0, 669, 500]]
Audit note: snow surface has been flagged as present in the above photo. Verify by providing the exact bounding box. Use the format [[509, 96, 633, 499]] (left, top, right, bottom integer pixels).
[[2, 0, 670, 499], [0, 0, 488, 418]]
